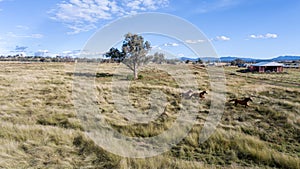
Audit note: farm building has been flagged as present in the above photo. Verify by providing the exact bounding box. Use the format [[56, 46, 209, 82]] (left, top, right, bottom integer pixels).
[[249, 62, 284, 73]]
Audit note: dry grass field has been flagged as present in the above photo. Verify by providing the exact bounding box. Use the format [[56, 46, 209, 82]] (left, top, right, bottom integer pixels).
[[0, 62, 299, 168]]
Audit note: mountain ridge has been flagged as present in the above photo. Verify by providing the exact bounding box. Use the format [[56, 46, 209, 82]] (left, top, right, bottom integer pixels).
[[180, 56, 300, 62]]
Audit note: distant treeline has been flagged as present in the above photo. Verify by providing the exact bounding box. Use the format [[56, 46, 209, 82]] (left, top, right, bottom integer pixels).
[[0, 55, 102, 62], [0, 55, 182, 64]]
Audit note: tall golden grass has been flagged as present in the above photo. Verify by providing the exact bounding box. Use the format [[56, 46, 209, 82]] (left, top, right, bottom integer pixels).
[[0, 62, 299, 168]]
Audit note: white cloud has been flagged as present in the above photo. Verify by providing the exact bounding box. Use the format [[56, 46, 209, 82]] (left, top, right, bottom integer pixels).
[[151, 45, 162, 50], [7, 32, 44, 39], [249, 33, 278, 39], [127, 0, 143, 10], [67, 23, 97, 35], [49, 0, 169, 34], [38, 49, 49, 53], [126, 0, 168, 11], [265, 33, 278, 39], [185, 39, 206, 44], [31, 34, 44, 38], [34, 49, 83, 57], [215, 35, 230, 41], [60, 50, 81, 57], [34, 50, 49, 57], [249, 34, 262, 39], [164, 42, 179, 47], [34, 50, 63, 57]]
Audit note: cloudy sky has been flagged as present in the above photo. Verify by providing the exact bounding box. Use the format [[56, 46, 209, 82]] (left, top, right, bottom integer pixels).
[[0, 0, 300, 58]]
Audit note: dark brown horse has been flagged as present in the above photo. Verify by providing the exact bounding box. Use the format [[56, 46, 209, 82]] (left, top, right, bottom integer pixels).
[[199, 91, 208, 99], [229, 97, 253, 107], [190, 91, 208, 99]]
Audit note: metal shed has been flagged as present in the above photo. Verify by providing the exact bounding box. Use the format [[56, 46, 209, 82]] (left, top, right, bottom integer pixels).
[[249, 62, 284, 73]]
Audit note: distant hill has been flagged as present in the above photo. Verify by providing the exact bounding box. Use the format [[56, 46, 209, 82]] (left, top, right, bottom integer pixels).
[[180, 56, 256, 62], [271, 56, 300, 61], [219, 56, 256, 62], [180, 55, 300, 63], [179, 57, 199, 62], [180, 57, 221, 62]]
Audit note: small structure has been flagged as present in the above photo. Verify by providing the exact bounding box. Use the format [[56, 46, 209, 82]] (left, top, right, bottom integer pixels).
[[283, 63, 299, 68], [249, 61, 284, 73]]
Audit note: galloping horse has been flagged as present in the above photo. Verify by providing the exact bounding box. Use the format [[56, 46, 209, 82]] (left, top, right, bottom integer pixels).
[[199, 91, 208, 99], [191, 91, 208, 99], [182, 90, 208, 99], [229, 97, 253, 107]]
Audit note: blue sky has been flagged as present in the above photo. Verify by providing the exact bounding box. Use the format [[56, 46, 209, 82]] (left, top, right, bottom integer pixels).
[[0, 0, 300, 59]]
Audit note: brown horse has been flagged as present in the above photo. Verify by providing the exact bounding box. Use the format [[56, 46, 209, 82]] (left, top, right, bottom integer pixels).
[[190, 91, 208, 99], [199, 91, 208, 99], [229, 97, 253, 107]]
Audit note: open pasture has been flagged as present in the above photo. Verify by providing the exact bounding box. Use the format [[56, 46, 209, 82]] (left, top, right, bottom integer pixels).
[[0, 62, 299, 168]]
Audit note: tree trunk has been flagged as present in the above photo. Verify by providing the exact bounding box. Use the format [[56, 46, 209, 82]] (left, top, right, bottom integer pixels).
[[134, 67, 138, 80]]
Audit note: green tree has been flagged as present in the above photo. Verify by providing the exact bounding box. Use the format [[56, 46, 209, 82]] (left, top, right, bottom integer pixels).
[[121, 33, 152, 79], [197, 58, 203, 64], [152, 52, 166, 64], [104, 47, 124, 62], [105, 33, 152, 79], [231, 58, 245, 66]]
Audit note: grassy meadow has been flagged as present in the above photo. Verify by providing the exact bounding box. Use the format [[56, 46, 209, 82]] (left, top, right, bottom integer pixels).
[[0, 62, 299, 168]]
